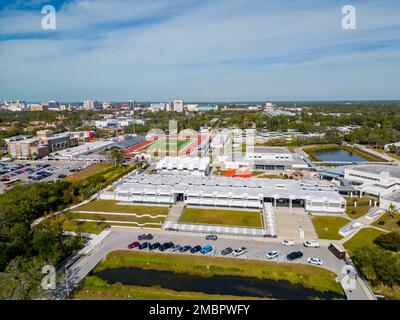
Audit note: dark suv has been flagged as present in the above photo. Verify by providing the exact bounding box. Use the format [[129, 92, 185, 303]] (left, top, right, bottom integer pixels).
[[138, 234, 153, 241], [138, 242, 149, 250], [286, 251, 303, 261], [221, 247, 233, 256], [180, 245, 191, 253], [190, 245, 202, 253], [149, 242, 161, 250], [159, 242, 174, 252]]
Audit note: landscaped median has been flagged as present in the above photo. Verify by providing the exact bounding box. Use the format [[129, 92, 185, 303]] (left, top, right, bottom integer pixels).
[[89, 251, 343, 296], [179, 207, 263, 228]]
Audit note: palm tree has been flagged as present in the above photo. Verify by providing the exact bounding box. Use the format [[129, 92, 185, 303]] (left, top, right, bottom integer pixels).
[[109, 148, 124, 166]]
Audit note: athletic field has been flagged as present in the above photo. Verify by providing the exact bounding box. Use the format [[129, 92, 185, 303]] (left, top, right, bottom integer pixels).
[[125, 136, 199, 157]]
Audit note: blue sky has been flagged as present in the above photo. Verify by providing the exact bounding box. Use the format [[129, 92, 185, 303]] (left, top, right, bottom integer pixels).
[[0, 0, 399, 102]]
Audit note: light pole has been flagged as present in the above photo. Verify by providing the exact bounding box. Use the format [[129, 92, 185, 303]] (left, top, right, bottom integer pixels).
[[65, 267, 69, 299]]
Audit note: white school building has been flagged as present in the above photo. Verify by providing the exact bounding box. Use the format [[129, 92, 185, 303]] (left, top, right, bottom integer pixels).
[[102, 174, 346, 214]]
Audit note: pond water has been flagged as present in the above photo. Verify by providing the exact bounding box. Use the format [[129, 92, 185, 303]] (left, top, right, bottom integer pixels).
[[313, 148, 367, 162], [95, 267, 344, 300]]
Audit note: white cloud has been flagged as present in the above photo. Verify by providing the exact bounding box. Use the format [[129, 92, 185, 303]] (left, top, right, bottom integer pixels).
[[0, 0, 399, 101]]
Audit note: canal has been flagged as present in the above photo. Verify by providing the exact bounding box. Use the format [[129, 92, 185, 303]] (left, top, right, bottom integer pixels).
[[95, 267, 344, 300]]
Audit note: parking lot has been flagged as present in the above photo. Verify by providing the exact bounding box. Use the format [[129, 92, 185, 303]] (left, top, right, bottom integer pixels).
[[0, 160, 97, 193], [104, 228, 348, 276]]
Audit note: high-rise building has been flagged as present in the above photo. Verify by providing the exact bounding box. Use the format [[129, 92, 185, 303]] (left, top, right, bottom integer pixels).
[[173, 99, 183, 112], [83, 100, 99, 110]]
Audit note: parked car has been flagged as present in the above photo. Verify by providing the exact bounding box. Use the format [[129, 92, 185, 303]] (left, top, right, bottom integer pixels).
[[205, 235, 218, 241], [58, 174, 67, 179], [265, 250, 279, 260], [221, 247, 233, 256], [282, 239, 295, 246], [303, 240, 320, 248], [287, 251, 303, 261], [180, 245, 191, 253], [200, 245, 213, 254], [171, 244, 181, 252], [159, 242, 174, 252], [233, 247, 247, 257], [307, 257, 323, 266], [190, 245, 202, 253], [149, 242, 161, 250], [138, 234, 153, 241], [128, 241, 140, 249], [138, 242, 149, 250]]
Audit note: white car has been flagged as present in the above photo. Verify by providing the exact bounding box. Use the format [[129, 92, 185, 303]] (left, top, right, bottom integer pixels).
[[307, 257, 323, 265], [265, 250, 279, 259], [282, 239, 295, 246], [303, 240, 320, 248], [233, 247, 248, 257], [171, 244, 181, 252]]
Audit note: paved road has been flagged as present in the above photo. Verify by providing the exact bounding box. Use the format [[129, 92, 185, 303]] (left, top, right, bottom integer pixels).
[[54, 228, 373, 300]]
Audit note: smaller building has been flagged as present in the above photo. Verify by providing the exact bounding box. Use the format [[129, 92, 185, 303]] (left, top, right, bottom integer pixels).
[[155, 157, 211, 177], [381, 191, 400, 211], [344, 165, 400, 198], [7, 137, 48, 159], [51, 140, 116, 160], [218, 147, 308, 171], [95, 118, 145, 129]]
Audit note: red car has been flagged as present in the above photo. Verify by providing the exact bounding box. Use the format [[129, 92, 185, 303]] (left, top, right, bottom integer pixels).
[[128, 241, 140, 249]]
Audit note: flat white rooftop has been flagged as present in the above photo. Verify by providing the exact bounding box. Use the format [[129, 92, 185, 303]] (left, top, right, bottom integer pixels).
[[116, 174, 344, 203], [52, 140, 116, 158], [347, 165, 400, 179]]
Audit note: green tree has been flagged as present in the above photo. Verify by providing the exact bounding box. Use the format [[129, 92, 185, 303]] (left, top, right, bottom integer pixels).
[[374, 232, 400, 252], [108, 148, 124, 165], [387, 204, 399, 218], [0, 256, 47, 300]]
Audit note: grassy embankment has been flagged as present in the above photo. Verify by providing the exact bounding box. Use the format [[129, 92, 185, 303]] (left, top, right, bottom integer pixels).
[[372, 213, 400, 233], [57, 200, 169, 232], [311, 216, 350, 240], [343, 228, 385, 254], [49, 165, 142, 234], [75, 200, 169, 215], [81, 251, 343, 296], [180, 207, 262, 228], [303, 145, 385, 162], [74, 276, 266, 300]]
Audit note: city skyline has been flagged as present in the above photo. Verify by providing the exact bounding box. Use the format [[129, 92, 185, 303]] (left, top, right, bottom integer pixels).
[[0, 0, 400, 101]]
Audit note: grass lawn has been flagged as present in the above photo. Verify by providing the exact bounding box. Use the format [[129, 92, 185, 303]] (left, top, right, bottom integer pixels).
[[73, 276, 264, 300], [179, 207, 262, 228], [72, 212, 165, 224], [311, 216, 350, 240], [93, 251, 343, 295], [372, 213, 400, 232], [75, 200, 169, 215], [147, 138, 193, 151], [343, 228, 385, 254], [65, 163, 112, 183], [50, 213, 106, 234], [345, 197, 376, 219]]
